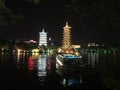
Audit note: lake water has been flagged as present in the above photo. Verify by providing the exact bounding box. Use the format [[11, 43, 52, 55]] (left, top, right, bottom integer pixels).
[[0, 49, 119, 90]]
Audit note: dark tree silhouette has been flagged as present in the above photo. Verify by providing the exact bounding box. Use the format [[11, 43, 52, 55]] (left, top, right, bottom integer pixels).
[[0, 0, 40, 25], [65, 0, 120, 45]]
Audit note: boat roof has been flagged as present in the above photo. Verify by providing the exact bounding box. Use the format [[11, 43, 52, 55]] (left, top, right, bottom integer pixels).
[[58, 54, 82, 59]]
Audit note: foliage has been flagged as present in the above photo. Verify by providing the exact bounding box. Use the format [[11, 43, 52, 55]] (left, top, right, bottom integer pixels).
[[25, 0, 40, 4], [65, 0, 120, 44], [0, 0, 40, 25], [98, 50, 120, 90], [65, 0, 120, 31]]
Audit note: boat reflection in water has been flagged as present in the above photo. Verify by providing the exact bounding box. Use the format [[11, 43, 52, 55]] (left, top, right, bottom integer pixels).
[[56, 53, 84, 88], [56, 67, 83, 88], [61, 76, 83, 87]]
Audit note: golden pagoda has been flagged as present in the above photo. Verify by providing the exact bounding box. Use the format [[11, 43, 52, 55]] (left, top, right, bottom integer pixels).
[[59, 22, 74, 54], [62, 22, 71, 49]]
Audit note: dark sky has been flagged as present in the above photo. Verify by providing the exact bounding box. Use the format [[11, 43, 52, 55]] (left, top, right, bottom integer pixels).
[[0, 0, 67, 44], [0, 0, 120, 45]]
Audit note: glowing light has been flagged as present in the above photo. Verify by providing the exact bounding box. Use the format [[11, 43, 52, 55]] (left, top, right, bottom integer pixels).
[[1, 48, 4, 51], [17, 48, 22, 53], [56, 57, 63, 66], [30, 39, 36, 43], [72, 45, 81, 48], [32, 48, 39, 53]]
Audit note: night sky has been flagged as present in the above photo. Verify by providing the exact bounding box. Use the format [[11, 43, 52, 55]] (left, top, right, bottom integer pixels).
[[0, 0, 120, 45], [0, 0, 67, 44]]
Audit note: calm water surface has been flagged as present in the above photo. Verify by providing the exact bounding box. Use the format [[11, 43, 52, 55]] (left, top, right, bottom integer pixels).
[[0, 50, 118, 90]]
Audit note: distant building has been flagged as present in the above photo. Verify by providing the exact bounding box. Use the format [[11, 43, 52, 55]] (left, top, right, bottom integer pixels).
[[15, 39, 37, 44], [88, 43, 99, 47], [39, 28, 47, 46]]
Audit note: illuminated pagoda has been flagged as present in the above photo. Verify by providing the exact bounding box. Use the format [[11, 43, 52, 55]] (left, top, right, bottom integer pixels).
[[59, 22, 74, 54], [62, 22, 71, 48], [39, 28, 47, 46]]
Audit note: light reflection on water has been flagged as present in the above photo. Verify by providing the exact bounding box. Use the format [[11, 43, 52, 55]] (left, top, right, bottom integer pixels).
[[37, 54, 47, 77], [16, 52, 85, 87], [0, 50, 117, 89], [87, 52, 99, 68], [28, 56, 34, 71]]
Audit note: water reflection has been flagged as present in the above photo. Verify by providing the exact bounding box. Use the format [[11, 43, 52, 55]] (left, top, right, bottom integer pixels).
[[47, 55, 51, 71], [1, 49, 119, 89], [16, 52, 26, 69], [60, 75, 83, 87], [87, 52, 99, 68], [28, 56, 34, 71], [37, 54, 47, 77]]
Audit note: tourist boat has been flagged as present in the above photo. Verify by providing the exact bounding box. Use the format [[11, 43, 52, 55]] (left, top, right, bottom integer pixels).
[[56, 53, 85, 71]]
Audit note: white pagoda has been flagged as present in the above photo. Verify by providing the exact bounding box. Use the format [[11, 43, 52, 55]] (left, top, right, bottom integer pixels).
[[39, 28, 47, 46]]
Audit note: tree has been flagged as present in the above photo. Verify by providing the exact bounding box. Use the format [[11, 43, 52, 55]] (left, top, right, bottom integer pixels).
[[0, 0, 40, 25], [65, 0, 120, 44], [65, 0, 120, 30]]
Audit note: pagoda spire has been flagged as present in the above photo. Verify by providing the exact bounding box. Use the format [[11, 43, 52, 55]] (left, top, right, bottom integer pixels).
[[65, 22, 71, 28], [66, 22, 68, 27], [42, 28, 45, 32]]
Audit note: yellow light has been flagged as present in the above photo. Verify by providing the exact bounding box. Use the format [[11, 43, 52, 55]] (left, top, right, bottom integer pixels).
[[32, 48, 39, 53], [17, 48, 22, 53]]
